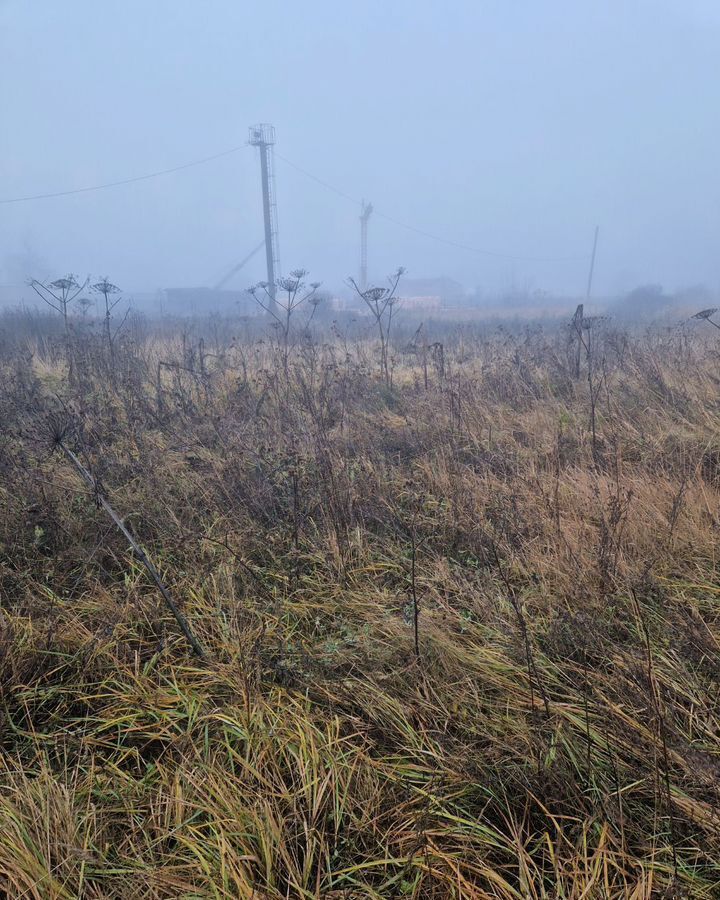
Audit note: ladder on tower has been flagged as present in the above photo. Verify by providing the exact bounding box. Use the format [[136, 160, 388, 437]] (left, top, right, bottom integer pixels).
[[265, 143, 281, 280]]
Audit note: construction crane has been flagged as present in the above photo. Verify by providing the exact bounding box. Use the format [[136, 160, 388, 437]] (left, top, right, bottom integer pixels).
[[212, 240, 265, 290], [360, 199, 373, 290]]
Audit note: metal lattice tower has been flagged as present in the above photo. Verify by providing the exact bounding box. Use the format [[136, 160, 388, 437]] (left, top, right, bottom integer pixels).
[[359, 199, 373, 291], [249, 124, 281, 304]]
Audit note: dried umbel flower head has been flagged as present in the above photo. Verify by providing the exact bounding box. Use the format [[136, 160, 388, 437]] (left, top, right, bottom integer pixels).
[[581, 315, 609, 330], [693, 308, 718, 320], [21, 410, 80, 459], [45, 411, 77, 450], [277, 276, 302, 294], [91, 278, 120, 297], [49, 276, 81, 293], [363, 287, 390, 304]]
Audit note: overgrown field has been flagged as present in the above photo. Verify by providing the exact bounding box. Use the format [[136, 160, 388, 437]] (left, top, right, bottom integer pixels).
[[1, 308, 720, 897]]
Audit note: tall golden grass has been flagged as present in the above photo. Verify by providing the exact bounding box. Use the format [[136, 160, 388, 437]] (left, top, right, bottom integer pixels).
[[0, 313, 719, 897]]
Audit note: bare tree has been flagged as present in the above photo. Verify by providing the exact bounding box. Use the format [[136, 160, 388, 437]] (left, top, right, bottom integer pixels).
[[348, 267, 405, 387], [28, 274, 88, 334]]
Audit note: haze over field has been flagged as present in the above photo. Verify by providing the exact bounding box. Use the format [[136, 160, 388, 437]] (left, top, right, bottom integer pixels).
[[2, 0, 720, 298], [6, 5, 720, 895]]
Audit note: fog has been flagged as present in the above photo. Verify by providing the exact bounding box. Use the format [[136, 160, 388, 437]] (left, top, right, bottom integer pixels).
[[2, 0, 719, 304]]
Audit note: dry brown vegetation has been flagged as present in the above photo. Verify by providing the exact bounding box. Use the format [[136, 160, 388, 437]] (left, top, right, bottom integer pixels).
[[1, 303, 720, 898]]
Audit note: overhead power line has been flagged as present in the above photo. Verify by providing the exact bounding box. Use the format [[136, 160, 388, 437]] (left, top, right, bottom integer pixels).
[[0, 144, 246, 204], [0, 138, 587, 264], [274, 152, 587, 264]]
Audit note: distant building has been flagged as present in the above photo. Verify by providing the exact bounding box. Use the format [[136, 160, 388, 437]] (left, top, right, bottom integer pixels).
[[162, 287, 255, 315], [399, 277, 465, 305], [398, 295, 443, 311], [329, 295, 356, 311]]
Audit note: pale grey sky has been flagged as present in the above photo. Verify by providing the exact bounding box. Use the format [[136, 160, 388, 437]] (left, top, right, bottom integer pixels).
[[1, 0, 719, 298]]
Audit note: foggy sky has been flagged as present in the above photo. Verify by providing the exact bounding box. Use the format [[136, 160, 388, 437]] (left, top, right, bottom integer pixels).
[[1, 0, 719, 299]]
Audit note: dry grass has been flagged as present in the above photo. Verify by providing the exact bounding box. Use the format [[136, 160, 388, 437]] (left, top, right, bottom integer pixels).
[[0, 312, 719, 897]]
